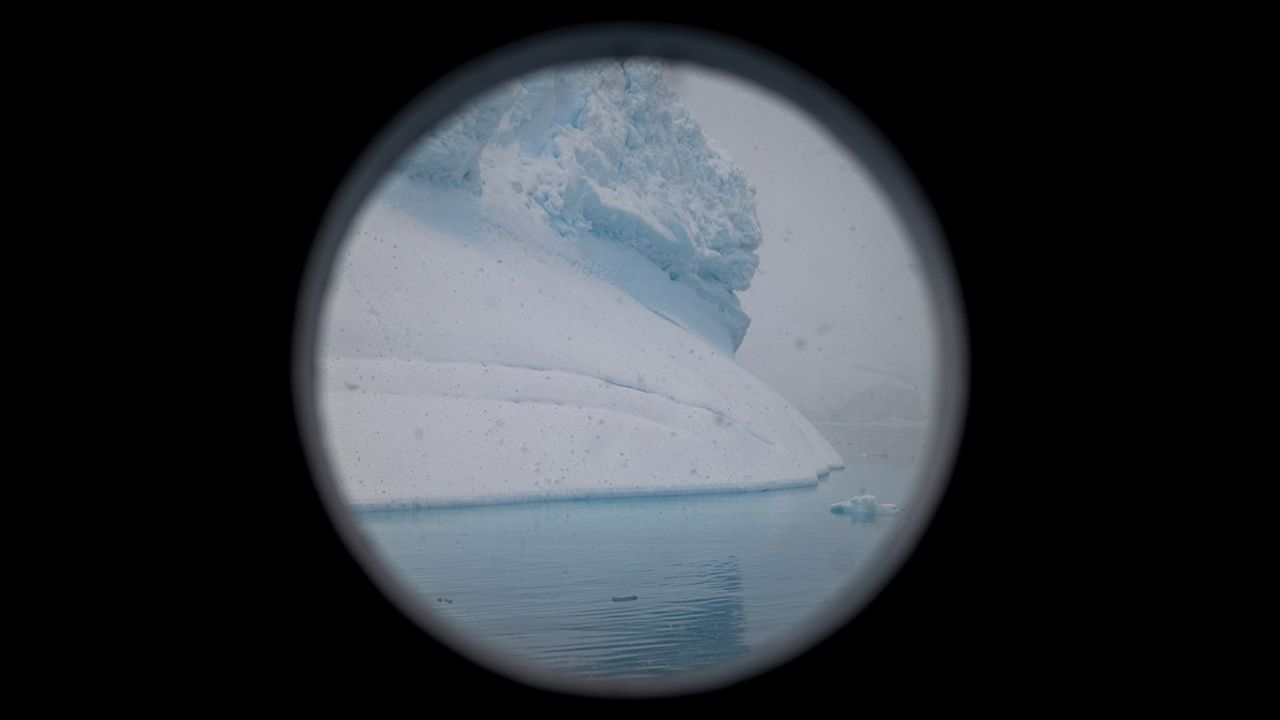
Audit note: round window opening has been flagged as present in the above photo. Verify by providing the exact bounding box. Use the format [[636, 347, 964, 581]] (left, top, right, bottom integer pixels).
[[295, 26, 967, 698]]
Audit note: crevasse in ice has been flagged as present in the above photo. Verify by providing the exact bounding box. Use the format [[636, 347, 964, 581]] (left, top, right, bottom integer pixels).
[[319, 60, 843, 507]]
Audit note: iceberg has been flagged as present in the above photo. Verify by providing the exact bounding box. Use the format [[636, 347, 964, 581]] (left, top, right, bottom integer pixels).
[[829, 495, 901, 516], [318, 59, 843, 508]]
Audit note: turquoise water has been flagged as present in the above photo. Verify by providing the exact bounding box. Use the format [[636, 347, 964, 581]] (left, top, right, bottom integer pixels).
[[354, 424, 925, 681]]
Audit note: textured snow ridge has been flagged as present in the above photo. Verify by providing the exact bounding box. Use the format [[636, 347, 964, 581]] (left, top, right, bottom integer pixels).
[[318, 60, 842, 508], [399, 59, 762, 352]]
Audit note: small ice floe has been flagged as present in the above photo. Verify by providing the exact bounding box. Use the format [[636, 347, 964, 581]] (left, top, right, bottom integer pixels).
[[830, 494, 901, 516]]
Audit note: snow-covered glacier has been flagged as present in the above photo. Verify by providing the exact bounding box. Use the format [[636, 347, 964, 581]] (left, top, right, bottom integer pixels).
[[318, 59, 843, 508]]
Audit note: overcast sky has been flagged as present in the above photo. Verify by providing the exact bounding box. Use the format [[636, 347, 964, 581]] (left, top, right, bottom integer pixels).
[[665, 63, 940, 421]]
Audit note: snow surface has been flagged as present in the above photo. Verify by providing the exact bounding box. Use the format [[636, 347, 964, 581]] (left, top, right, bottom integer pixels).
[[318, 59, 843, 508]]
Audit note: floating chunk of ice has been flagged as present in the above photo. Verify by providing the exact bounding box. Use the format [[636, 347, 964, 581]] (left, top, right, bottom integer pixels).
[[829, 495, 901, 515]]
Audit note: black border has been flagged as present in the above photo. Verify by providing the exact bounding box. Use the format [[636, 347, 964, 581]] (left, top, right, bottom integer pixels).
[[210, 16, 1051, 706]]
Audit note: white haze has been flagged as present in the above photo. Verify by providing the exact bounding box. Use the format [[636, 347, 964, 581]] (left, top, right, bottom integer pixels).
[[667, 63, 938, 422]]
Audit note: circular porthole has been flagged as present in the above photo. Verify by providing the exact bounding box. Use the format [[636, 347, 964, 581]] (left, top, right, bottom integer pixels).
[[294, 25, 967, 697]]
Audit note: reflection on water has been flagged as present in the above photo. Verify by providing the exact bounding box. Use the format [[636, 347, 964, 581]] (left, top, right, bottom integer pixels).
[[838, 512, 890, 527], [354, 424, 923, 680]]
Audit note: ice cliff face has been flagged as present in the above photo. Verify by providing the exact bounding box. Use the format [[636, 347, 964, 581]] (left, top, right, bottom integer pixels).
[[399, 60, 761, 352], [318, 59, 842, 507]]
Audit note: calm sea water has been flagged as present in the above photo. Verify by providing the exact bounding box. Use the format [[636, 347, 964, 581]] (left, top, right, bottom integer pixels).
[[354, 423, 928, 681]]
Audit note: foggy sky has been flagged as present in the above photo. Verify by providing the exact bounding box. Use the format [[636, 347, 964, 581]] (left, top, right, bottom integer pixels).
[[666, 63, 939, 421]]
